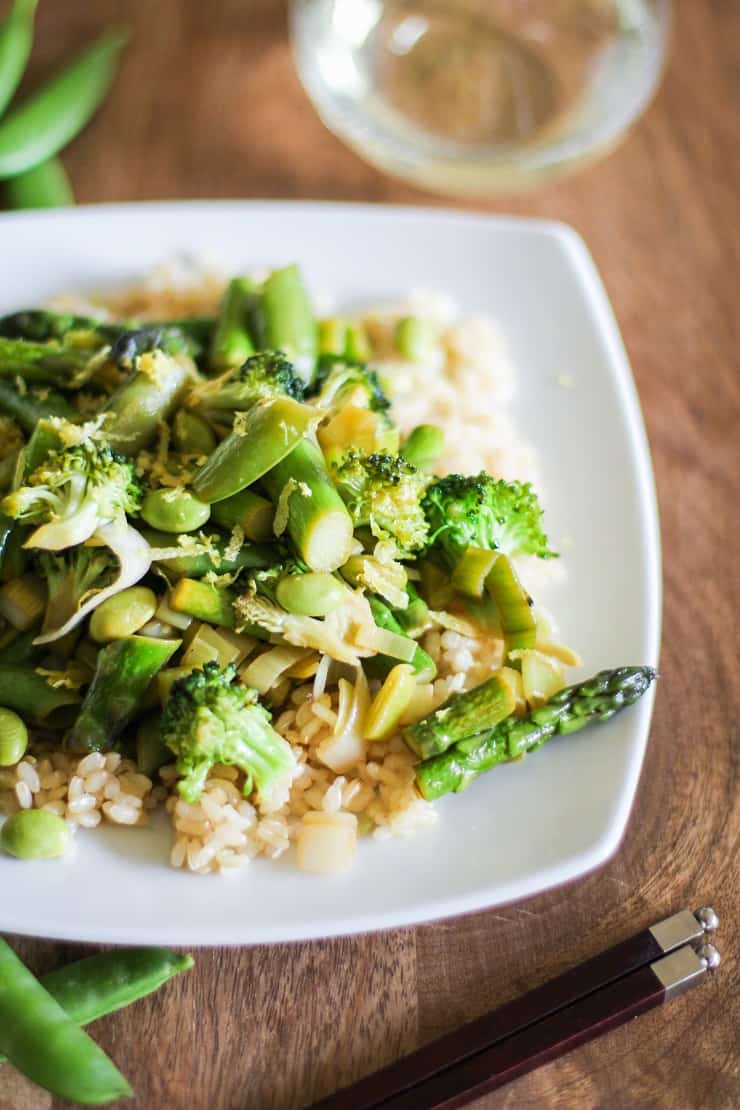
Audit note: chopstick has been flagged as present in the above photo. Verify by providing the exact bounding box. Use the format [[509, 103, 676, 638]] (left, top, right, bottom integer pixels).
[[309, 907, 720, 1110]]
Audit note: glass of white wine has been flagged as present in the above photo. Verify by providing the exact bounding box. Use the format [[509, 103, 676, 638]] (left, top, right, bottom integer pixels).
[[291, 0, 671, 194]]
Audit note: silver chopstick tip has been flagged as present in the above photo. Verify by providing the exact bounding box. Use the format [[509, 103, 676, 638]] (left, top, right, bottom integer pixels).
[[695, 907, 719, 933], [696, 943, 721, 971]]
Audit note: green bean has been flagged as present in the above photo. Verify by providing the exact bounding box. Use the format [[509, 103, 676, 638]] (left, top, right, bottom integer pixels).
[[89, 586, 158, 643], [0, 0, 36, 118], [5, 156, 74, 208], [66, 636, 180, 753], [0, 937, 133, 1103], [261, 264, 317, 385], [141, 487, 211, 533], [172, 408, 217, 456], [0, 947, 192, 1068], [136, 713, 171, 776], [210, 276, 257, 371], [192, 396, 319, 502], [0, 664, 79, 722], [401, 423, 445, 472], [1, 808, 69, 859], [0, 705, 27, 764], [211, 487, 275, 542], [275, 570, 351, 617], [143, 528, 274, 579], [0, 30, 127, 180], [103, 351, 191, 455], [0, 378, 76, 433]]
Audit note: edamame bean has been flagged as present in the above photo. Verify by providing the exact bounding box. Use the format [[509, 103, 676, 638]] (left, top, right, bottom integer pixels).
[[141, 487, 211, 533], [0, 706, 27, 765], [172, 408, 217, 456], [89, 586, 158, 643], [1, 809, 69, 859], [275, 571, 350, 617]]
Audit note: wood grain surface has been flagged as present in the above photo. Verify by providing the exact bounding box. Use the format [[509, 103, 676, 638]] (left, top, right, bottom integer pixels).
[[1, 1, 738, 1108]]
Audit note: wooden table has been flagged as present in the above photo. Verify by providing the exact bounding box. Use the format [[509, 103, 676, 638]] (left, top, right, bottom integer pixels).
[[2, 1, 738, 1107]]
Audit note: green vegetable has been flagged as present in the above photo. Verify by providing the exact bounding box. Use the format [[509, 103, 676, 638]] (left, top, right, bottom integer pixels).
[[394, 315, 440, 362], [211, 487, 275, 542], [192, 396, 319, 503], [66, 635, 180, 752], [5, 156, 74, 208], [0, 30, 127, 180], [330, 449, 430, 557], [108, 325, 201, 368], [262, 437, 354, 572], [144, 528, 274, 579], [168, 577, 236, 629], [423, 473, 557, 566], [141, 487, 211, 534], [161, 661, 296, 804], [416, 667, 657, 800], [3, 434, 142, 559], [191, 349, 305, 425], [0, 705, 27, 764], [103, 350, 191, 455], [0, 664, 79, 722], [0, 0, 36, 118], [0, 937, 132, 1104], [275, 569, 350, 617], [484, 553, 536, 652], [0, 378, 76, 432], [312, 358, 390, 417], [210, 276, 257, 371], [451, 546, 498, 599], [0, 336, 91, 384], [0, 626, 37, 663], [365, 595, 436, 683], [403, 671, 517, 759], [35, 545, 116, 641], [88, 585, 158, 643], [261, 264, 317, 385], [401, 423, 445, 472], [394, 583, 429, 636], [318, 317, 348, 356], [0, 947, 193, 1066], [171, 408, 217, 456], [135, 713, 171, 776], [1, 808, 69, 859]]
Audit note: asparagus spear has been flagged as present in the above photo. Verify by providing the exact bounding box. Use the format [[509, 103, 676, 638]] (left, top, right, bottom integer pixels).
[[404, 671, 518, 759], [0, 379, 76, 433], [210, 488, 275, 542], [66, 636, 181, 752], [0, 337, 91, 385], [0, 309, 213, 351], [143, 528, 274, 579], [261, 264, 317, 386], [261, 437, 354, 572], [210, 277, 257, 371], [416, 667, 657, 800]]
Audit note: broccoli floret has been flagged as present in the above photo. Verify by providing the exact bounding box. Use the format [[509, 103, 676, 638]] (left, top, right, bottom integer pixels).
[[36, 546, 117, 639], [330, 449, 431, 556], [191, 350, 305, 423], [312, 357, 390, 415], [161, 661, 296, 805], [2, 431, 142, 551], [422, 473, 557, 565]]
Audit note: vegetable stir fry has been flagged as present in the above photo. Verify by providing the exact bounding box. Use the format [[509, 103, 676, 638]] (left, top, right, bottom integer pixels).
[[0, 263, 655, 876]]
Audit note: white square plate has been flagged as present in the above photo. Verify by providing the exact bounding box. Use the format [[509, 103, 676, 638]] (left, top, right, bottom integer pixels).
[[0, 202, 660, 944]]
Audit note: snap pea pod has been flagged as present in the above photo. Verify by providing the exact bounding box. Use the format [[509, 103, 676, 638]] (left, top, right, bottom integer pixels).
[[0, 0, 36, 118], [66, 636, 180, 753], [0, 30, 127, 180], [210, 276, 257, 371], [0, 947, 193, 1068], [103, 351, 191, 455], [0, 378, 76, 433], [0, 337, 91, 384], [0, 663, 80, 722], [0, 938, 132, 1105], [143, 528, 274, 579], [5, 156, 74, 208]]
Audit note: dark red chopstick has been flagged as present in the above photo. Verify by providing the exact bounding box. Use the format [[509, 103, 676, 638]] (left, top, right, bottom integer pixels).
[[308, 908, 719, 1110]]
